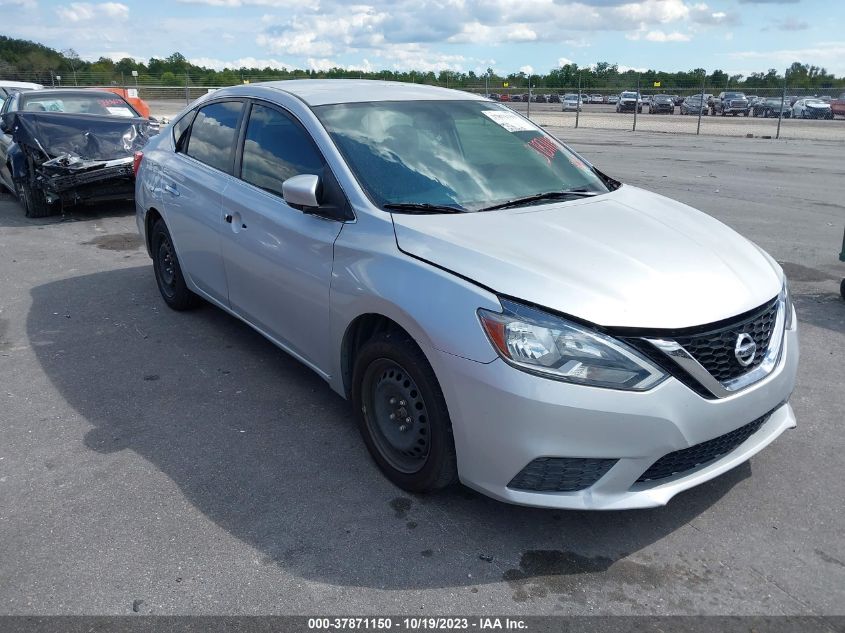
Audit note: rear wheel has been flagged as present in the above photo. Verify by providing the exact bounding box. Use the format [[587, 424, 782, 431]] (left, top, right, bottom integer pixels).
[[352, 331, 457, 492], [151, 219, 201, 311]]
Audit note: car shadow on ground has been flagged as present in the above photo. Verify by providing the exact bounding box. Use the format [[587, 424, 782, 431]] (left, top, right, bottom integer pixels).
[[0, 190, 135, 227], [27, 266, 751, 595]]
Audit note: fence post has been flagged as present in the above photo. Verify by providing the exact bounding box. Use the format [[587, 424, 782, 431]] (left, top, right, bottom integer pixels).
[[633, 74, 640, 131], [576, 72, 581, 129], [527, 76, 531, 120], [776, 71, 787, 140], [696, 72, 705, 135], [185, 73, 189, 105]]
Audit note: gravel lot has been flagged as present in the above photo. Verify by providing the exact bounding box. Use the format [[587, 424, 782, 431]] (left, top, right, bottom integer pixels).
[[0, 128, 843, 616]]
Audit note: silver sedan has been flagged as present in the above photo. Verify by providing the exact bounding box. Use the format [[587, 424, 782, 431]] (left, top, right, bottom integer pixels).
[[135, 81, 797, 509]]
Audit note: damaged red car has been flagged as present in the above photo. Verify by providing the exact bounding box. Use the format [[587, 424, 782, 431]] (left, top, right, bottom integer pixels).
[[0, 88, 154, 217]]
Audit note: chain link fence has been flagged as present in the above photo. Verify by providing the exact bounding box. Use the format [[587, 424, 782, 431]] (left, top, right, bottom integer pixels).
[[7, 70, 844, 141]]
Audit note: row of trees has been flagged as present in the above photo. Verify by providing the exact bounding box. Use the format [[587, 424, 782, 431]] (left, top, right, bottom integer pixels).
[[2, 35, 843, 92]]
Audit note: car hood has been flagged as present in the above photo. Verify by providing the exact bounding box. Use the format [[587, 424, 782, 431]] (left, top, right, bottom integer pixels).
[[391, 186, 782, 329]]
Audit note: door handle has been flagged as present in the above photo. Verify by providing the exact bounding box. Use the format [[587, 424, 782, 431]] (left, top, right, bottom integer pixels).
[[163, 183, 180, 197], [224, 213, 233, 223]]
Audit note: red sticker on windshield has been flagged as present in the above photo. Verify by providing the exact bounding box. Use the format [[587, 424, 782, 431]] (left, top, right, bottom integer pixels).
[[527, 136, 558, 163]]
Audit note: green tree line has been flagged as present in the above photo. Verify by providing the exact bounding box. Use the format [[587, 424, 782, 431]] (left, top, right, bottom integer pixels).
[[1, 35, 843, 92]]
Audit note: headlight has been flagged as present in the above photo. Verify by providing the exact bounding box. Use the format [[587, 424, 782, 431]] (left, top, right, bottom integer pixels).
[[782, 280, 794, 330], [477, 300, 667, 391]]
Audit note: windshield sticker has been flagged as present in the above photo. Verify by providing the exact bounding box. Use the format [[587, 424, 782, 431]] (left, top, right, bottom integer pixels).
[[481, 110, 536, 132], [98, 98, 126, 107], [527, 136, 558, 163], [106, 106, 135, 117]]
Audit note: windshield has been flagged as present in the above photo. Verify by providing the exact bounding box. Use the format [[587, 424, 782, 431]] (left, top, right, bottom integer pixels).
[[621, 92, 638, 99], [314, 100, 610, 212], [19, 92, 139, 117], [725, 93, 745, 99]]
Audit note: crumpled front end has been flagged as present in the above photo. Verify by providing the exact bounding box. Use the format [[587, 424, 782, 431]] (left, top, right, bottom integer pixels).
[[6, 111, 152, 208]]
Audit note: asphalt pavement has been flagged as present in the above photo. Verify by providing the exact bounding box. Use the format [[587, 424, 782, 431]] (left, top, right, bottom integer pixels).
[[0, 128, 843, 616]]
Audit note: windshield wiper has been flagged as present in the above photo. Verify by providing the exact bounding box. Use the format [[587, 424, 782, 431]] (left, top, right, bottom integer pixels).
[[475, 189, 600, 212], [384, 202, 466, 215]]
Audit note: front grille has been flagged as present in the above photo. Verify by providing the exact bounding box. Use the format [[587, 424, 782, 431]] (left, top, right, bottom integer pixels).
[[508, 457, 617, 492], [673, 297, 779, 383], [636, 412, 770, 482]]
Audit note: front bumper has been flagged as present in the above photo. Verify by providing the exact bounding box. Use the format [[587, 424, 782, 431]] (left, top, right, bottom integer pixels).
[[432, 325, 798, 510]]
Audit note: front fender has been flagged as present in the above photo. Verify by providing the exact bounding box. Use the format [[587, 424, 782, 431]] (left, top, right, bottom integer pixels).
[[8, 144, 27, 181], [328, 212, 501, 397]]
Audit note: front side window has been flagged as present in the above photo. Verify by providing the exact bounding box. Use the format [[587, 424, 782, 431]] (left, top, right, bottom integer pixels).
[[240, 103, 324, 197], [314, 100, 610, 212], [185, 101, 243, 173]]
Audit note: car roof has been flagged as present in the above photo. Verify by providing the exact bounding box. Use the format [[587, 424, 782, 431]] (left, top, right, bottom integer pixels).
[[206, 79, 489, 106], [0, 81, 43, 89], [21, 89, 130, 99]]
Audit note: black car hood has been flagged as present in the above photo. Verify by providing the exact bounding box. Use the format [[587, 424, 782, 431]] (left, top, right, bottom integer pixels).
[[5, 111, 151, 160]]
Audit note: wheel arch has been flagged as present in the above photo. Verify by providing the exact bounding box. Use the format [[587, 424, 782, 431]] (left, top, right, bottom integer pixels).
[[340, 313, 418, 400], [144, 206, 163, 257]]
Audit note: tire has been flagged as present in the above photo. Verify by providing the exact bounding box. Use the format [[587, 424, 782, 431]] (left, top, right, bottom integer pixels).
[[352, 330, 458, 493], [16, 180, 55, 218], [743, 111, 749, 117], [841, 278, 845, 300], [150, 219, 201, 311]]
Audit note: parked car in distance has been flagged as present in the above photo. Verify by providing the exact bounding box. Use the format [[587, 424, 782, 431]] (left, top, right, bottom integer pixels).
[[136, 80, 798, 510], [649, 94, 675, 114], [562, 93, 582, 111], [792, 98, 834, 119], [671, 95, 684, 106], [590, 94, 603, 104], [831, 93, 845, 118], [0, 88, 153, 217], [752, 97, 791, 118], [531, 94, 547, 103], [680, 95, 709, 116], [548, 93, 561, 103], [714, 92, 750, 116], [607, 94, 619, 105], [499, 93, 510, 102], [616, 91, 642, 113], [0, 80, 42, 109]]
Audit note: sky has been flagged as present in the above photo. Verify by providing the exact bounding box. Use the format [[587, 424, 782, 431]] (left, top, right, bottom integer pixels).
[[1, 0, 843, 77]]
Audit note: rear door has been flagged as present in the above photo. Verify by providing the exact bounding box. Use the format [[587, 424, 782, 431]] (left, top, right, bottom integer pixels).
[[219, 101, 347, 374], [159, 100, 244, 306]]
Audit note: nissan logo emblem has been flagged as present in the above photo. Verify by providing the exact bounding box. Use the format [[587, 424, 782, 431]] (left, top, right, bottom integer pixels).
[[734, 333, 757, 367]]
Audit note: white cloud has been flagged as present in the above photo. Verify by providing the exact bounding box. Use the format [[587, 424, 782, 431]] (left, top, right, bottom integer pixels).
[[558, 57, 575, 67], [56, 2, 129, 22], [725, 42, 845, 75], [179, 0, 318, 8], [519, 65, 535, 75], [645, 30, 692, 42], [189, 56, 290, 70]]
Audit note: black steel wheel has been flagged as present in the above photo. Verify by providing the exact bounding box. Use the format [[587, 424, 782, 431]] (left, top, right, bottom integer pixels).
[[151, 219, 201, 311], [352, 330, 457, 492]]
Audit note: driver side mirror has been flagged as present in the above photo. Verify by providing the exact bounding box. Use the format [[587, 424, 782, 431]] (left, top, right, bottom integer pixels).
[[282, 174, 321, 210]]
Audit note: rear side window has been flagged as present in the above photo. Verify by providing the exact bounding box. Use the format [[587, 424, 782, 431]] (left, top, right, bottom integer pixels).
[[172, 110, 196, 150], [240, 103, 324, 197], [185, 101, 243, 173]]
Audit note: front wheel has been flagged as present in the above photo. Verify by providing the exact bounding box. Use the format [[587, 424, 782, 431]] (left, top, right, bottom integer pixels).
[[16, 180, 55, 218], [352, 331, 458, 492], [151, 219, 201, 311]]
